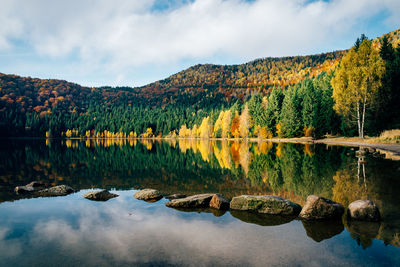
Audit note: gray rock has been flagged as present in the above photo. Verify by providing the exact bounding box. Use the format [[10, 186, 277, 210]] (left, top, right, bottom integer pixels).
[[165, 194, 215, 208], [15, 181, 45, 194], [209, 194, 230, 210], [39, 185, 74, 196], [347, 200, 380, 222], [26, 181, 45, 188], [134, 189, 163, 201], [14, 185, 35, 194], [299, 195, 344, 220], [229, 195, 302, 216], [165, 194, 187, 200], [83, 190, 118, 201]]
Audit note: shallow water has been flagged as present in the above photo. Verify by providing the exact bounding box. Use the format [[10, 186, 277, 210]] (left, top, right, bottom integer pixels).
[[0, 139, 399, 266]]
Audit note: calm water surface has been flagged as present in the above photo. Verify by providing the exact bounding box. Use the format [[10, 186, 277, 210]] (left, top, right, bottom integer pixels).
[[0, 139, 399, 266]]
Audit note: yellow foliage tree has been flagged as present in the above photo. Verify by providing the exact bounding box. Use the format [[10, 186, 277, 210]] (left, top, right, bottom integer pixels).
[[198, 116, 212, 138], [221, 110, 232, 138], [230, 112, 240, 138], [331, 39, 385, 138], [179, 124, 188, 138], [239, 103, 250, 138], [213, 110, 224, 137]]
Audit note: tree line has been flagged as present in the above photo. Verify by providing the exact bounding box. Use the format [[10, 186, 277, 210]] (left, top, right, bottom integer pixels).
[[0, 31, 399, 139]]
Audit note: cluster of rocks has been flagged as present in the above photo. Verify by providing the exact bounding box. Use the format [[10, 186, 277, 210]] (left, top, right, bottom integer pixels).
[[134, 188, 381, 223], [15, 181, 75, 197], [133, 189, 230, 210], [14, 181, 118, 201], [15, 182, 381, 223]]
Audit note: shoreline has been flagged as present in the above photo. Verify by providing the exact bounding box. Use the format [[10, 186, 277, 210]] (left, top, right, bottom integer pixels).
[[3, 136, 400, 158]]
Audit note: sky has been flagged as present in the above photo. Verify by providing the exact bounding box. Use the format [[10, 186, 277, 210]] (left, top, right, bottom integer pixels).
[[0, 0, 399, 87]]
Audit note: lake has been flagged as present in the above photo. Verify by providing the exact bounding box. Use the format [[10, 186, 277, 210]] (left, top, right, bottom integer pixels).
[[0, 139, 400, 266]]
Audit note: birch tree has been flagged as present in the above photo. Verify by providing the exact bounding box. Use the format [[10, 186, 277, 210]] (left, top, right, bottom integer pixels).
[[331, 39, 385, 138]]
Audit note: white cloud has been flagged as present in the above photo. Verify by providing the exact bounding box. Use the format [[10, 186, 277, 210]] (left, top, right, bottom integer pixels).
[[0, 0, 399, 86]]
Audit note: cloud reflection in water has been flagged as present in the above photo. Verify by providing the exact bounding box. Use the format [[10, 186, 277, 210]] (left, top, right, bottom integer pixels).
[[0, 191, 398, 266]]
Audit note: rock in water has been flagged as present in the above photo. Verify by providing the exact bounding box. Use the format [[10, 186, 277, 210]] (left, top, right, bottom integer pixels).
[[15, 181, 45, 194], [14, 185, 35, 194], [165, 194, 187, 200], [83, 190, 118, 201], [134, 189, 163, 201], [39, 185, 75, 196], [299, 195, 344, 220], [347, 200, 381, 222], [26, 181, 45, 188], [165, 194, 215, 208], [229, 195, 302, 216], [209, 194, 230, 210]]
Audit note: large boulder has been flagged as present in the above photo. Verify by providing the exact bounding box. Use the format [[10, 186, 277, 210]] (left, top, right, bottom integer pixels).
[[134, 189, 163, 201], [347, 200, 381, 222], [39, 185, 74, 196], [83, 190, 118, 201], [299, 195, 344, 220], [229, 195, 302, 216], [165, 194, 215, 208], [209, 194, 230, 210]]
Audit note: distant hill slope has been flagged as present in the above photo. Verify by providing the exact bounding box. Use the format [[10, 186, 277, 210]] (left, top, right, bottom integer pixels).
[[0, 51, 344, 114], [138, 50, 345, 105], [0, 28, 399, 115]]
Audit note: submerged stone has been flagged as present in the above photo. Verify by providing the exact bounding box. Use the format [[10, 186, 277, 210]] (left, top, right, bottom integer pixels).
[[299, 195, 344, 220], [134, 189, 163, 201], [165, 194, 215, 208], [229, 195, 302, 216], [83, 189, 118, 201], [39, 185, 75, 196], [14, 185, 35, 194], [14, 181, 45, 194]]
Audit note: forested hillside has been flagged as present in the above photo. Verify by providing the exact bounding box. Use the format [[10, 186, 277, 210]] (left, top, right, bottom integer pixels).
[[0, 28, 399, 138]]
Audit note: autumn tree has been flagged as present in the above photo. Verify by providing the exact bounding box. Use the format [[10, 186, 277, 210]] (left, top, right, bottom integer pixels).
[[230, 112, 240, 138], [239, 103, 250, 138], [198, 116, 212, 138], [331, 37, 385, 138], [221, 110, 232, 138], [213, 110, 224, 138]]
